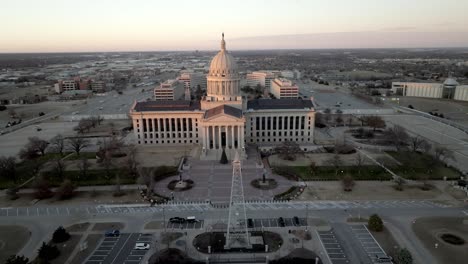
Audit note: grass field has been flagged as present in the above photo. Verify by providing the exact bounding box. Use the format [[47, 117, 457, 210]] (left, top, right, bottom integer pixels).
[[386, 151, 460, 180], [272, 151, 461, 181], [274, 165, 392, 181]]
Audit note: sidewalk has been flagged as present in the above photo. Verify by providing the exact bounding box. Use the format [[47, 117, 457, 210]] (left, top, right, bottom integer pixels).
[[0, 184, 146, 197]]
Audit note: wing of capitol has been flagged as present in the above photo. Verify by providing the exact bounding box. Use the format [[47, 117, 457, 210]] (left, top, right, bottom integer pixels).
[[130, 34, 316, 159]]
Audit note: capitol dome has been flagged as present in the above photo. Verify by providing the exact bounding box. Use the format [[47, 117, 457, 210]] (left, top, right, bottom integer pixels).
[[443, 77, 458, 87], [208, 33, 238, 77]]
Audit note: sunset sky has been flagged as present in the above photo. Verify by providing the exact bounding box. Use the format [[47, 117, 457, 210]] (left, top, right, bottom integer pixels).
[[2, 0, 468, 52]]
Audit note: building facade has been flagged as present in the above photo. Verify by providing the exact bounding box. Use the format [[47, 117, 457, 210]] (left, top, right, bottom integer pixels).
[[130, 34, 316, 158], [246, 71, 276, 90], [154, 79, 185, 101], [270, 78, 299, 99], [391, 78, 468, 101]]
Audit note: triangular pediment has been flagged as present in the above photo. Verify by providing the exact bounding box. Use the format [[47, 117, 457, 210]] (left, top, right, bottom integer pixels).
[[204, 113, 243, 122], [203, 104, 243, 122]]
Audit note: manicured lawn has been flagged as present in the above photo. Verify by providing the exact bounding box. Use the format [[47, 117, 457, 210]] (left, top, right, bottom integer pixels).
[[275, 165, 392, 181], [46, 169, 137, 187], [65, 152, 98, 160], [387, 151, 460, 180]]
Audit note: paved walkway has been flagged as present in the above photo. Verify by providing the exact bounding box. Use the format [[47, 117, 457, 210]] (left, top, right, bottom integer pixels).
[[0, 200, 450, 218], [153, 157, 293, 202]]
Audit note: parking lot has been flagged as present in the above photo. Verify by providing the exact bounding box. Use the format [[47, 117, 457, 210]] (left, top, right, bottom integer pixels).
[[318, 230, 349, 264], [350, 225, 388, 263], [250, 217, 307, 228], [166, 220, 204, 229], [86, 233, 153, 264]]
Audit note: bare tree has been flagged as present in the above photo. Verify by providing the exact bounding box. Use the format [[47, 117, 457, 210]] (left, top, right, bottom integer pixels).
[[409, 136, 430, 152], [434, 145, 455, 162], [326, 153, 342, 176], [57, 179, 76, 200], [50, 134, 66, 156], [384, 125, 409, 151], [0, 156, 17, 183], [342, 174, 355, 191], [33, 176, 53, 199], [315, 113, 324, 125], [138, 167, 154, 196], [28, 137, 49, 156], [309, 160, 317, 176], [74, 119, 93, 134], [335, 115, 344, 127], [125, 145, 139, 178], [51, 158, 66, 180], [67, 137, 89, 156], [100, 150, 114, 180], [355, 153, 365, 175], [363, 116, 386, 131], [78, 158, 90, 181], [274, 140, 304, 161]]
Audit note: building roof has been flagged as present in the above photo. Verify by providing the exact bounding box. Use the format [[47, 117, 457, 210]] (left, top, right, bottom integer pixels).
[[204, 104, 243, 119], [208, 33, 238, 78], [133, 100, 200, 112], [247, 98, 313, 110]]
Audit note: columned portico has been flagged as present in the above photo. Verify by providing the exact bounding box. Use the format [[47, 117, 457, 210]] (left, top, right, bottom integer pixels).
[[202, 124, 244, 151]]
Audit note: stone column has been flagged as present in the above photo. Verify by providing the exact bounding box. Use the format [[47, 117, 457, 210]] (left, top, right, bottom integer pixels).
[[163, 118, 167, 140], [202, 126, 206, 149], [240, 125, 244, 149], [153, 118, 157, 139], [231, 125, 235, 149], [175, 118, 179, 140], [218, 125, 222, 149], [237, 125, 241, 149], [207, 126, 211, 149], [211, 126, 215, 149]]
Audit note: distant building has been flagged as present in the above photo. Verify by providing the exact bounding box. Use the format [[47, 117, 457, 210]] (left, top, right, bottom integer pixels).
[[55, 78, 106, 94], [280, 70, 301, 80], [178, 72, 207, 90], [90, 80, 106, 92], [270, 78, 299, 99], [391, 78, 468, 101], [154, 79, 185, 101], [246, 71, 276, 90]]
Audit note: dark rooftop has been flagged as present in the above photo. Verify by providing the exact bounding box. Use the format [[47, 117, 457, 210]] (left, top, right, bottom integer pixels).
[[204, 104, 243, 119], [247, 98, 314, 110], [133, 100, 200, 112]]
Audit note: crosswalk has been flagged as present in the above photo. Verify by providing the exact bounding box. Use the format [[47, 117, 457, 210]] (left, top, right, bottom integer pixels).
[[0, 200, 450, 218]]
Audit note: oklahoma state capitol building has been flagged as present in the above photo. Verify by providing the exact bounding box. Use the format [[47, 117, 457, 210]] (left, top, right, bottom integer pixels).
[[130, 34, 316, 159]]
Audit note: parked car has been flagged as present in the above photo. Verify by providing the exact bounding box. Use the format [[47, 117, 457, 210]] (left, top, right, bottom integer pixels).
[[278, 217, 285, 227], [186, 216, 199, 223], [247, 218, 254, 228], [293, 216, 300, 226], [375, 254, 392, 263], [134, 243, 150, 250], [105, 230, 120, 237], [169, 217, 185, 223]]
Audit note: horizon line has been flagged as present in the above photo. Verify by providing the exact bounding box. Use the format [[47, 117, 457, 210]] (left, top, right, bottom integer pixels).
[[1, 46, 468, 55]]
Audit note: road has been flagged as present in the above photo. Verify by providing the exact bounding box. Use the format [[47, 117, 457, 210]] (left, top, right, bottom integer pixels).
[[1, 200, 466, 264]]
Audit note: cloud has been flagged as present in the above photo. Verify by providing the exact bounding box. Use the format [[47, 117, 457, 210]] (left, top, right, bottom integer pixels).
[[228, 32, 468, 49], [380, 26, 418, 32]]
